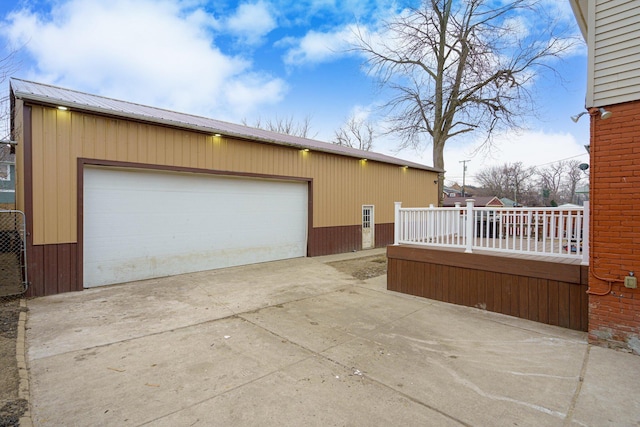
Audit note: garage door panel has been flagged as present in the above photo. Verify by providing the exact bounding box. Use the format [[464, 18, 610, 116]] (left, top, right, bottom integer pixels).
[[84, 168, 307, 287]]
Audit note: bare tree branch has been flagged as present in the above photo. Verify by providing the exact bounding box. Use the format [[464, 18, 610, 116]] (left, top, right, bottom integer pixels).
[[353, 0, 580, 204], [333, 115, 375, 151], [241, 115, 318, 139], [1, 46, 21, 162]]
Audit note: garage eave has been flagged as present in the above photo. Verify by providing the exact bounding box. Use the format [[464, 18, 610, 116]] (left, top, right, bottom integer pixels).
[[10, 78, 442, 174]]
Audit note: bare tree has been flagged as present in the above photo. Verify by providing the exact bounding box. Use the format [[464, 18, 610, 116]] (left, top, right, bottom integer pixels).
[[475, 165, 512, 198], [560, 160, 586, 204], [537, 161, 565, 205], [354, 0, 577, 204], [333, 115, 375, 151], [538, 160, 585, 205], [475, 160, 587, 206], [242, 115, 317, 139], [475, 162, 536, 205], [1, 46, 21, 164]]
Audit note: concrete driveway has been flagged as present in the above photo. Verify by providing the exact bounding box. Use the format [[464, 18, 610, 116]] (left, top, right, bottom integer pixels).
[[25, 250, 639, 426]]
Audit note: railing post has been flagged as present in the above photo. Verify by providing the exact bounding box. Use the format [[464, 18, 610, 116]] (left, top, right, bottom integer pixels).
[[428, 204, 435, 243], [394, 202, 402, 245], [582, 201, 589, 265], [465, 199, 475, 253]]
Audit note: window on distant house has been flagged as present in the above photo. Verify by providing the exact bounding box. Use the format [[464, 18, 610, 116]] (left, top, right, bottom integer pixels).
[[0, 164, 9, 181]]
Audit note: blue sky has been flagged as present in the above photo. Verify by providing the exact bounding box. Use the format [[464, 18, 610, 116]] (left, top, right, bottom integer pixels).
[[0, 0, 590, 185]]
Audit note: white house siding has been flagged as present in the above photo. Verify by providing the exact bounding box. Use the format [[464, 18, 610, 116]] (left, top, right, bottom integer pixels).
[[588, 0, 640, 107]]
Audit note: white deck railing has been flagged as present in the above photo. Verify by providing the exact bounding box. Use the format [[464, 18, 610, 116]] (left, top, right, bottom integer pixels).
[[394, 200, 589, 264]]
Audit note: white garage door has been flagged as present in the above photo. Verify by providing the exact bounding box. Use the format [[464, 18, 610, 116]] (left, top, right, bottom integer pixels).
[[83, 167, 308, 287]]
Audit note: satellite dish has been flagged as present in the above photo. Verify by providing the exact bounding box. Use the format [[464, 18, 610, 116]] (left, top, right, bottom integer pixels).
[[578, 163, 589, 171]]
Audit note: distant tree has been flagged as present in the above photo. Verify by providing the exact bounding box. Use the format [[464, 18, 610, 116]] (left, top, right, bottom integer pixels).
[[475, 162, 536, 205], [537, 160, 586, 205], [1, 46, 21, 162], [537, 161, 565, 205], [333, 115, 375, 151], [354, 0, 577, 204], [559, 160, 585, 204], [242, 115, 317, 139], [475, 160, 587, 206]]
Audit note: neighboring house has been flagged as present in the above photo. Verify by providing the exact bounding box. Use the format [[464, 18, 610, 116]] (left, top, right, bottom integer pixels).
[[443, 196, 504, 208], [447, 182, 476, 197], [443, 186, 462, 198], [570, 0, 640, 354], [0, 150, 16, 206], [500, 197, 517, 207], [10, 78, 442, 296], [574, 185, 589, 204]]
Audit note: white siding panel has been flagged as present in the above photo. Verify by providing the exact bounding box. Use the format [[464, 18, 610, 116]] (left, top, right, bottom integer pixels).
[[595, 55, 640, 72], [595, 36, 640, 54], [83, 167, 308, 287], [598, 91, 640, 106], [595, 44, 640, 65], [596, 0, 637, 17], [595, 75, 640, 92], [594, 20, 640, 43], [591, 0, 640, 106], [596, 0, 638, 24], [595, 67, 640, 83]]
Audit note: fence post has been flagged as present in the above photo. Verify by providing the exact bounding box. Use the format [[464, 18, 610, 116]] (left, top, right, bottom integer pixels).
[[394, 202, 402, 245], [582, 201, 589, 265], [465, 199, 475, 253]]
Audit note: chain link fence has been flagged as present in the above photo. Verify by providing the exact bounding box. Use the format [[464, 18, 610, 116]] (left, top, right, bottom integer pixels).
[[0, 210, 27, 300]]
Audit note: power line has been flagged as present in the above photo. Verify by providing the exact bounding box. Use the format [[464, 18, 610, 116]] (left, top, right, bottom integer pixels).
[[531, 153, 588, 168]]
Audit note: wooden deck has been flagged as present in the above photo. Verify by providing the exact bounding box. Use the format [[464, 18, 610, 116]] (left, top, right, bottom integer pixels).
[[387, 244, 589, 332]]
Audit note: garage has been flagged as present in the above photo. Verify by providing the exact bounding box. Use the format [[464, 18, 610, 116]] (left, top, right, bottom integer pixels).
[[83, 167, 308, 287], [11, 78, 441, 296]]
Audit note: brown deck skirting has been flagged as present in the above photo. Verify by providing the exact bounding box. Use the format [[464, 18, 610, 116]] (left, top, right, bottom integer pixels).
[[387, 245, 589, 332]]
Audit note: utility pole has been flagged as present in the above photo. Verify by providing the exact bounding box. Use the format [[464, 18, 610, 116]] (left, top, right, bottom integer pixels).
[[459, 160, 470, 197]]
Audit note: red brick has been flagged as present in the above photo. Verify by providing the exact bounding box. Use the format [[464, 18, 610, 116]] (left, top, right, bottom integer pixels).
[[589, 100, 640, 350]]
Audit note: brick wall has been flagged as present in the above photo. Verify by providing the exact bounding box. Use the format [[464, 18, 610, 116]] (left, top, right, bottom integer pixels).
[[588, 100, 640, 354]]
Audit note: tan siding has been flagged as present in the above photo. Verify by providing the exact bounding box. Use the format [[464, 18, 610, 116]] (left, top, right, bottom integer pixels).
[[28, 105, 438, 244], [56, 110, 72, 241], [591, 0, 640, 106], [14, 100, 25, 212]]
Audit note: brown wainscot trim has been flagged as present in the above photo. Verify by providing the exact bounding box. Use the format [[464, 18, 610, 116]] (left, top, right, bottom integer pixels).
[[308, 222, 394, 257], [26, 243, 81, 297]]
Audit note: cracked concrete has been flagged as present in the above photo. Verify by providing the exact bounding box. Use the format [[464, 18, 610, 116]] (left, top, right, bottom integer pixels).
[[24, 251, 640, 426]]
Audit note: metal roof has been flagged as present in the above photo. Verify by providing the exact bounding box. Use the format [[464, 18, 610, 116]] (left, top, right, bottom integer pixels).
[[10, 78, 441, 173]]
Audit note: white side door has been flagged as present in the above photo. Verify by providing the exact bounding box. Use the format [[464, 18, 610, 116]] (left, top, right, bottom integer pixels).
[[362, 205, 374, 249]]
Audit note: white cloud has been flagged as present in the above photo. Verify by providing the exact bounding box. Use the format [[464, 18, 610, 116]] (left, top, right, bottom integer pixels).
[[282, 24, 361, 65], [225, 1, 277, 46], [1, 0, 286, 119], [348, 104, 372, 122], [223, 72, 287, 115], [442, 130, 589, 185]]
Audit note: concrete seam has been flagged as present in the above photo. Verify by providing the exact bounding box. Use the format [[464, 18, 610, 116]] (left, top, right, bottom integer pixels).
[[17, 298, 33, 427], [137, 354, 318, 426], [29, 285, 356, 361], [563, 344, 591, 426], [237, 312, 471, 426]]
